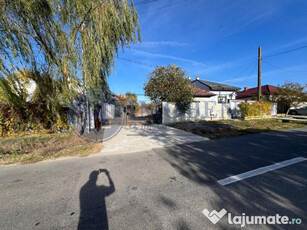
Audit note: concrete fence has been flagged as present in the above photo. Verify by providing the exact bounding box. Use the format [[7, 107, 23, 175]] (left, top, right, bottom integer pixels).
[[162, 100, 277, 124]]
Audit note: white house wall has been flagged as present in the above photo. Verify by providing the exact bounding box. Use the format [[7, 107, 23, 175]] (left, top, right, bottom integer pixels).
[[211, 91, 237, 100]]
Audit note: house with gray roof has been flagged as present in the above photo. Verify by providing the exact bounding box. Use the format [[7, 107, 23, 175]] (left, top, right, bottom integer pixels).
[[162, 77, 244, 124], [190, 77, 241, 104]]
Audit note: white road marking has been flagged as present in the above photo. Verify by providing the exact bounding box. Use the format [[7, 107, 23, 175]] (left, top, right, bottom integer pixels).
[[218, 157, 306, 186]]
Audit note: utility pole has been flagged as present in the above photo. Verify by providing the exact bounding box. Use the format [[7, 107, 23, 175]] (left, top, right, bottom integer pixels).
[[257, 46, 262, 101]]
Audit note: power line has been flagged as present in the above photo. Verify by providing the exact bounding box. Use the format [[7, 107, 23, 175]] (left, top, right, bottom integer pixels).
[[137, 0, 188, 13], [234, 60, 257, 80], [118, 58, 216, 82], [134, 0, 159, 6], [118, 56, 259, 87], [118, 57, 220, 81], [262, 59, 307, 73], [146, 0, 187, 12], [217, 60, 257, 87], [263, 45, 307, 58], [235, 60, 258, 87], [118, 57, 156, 67]]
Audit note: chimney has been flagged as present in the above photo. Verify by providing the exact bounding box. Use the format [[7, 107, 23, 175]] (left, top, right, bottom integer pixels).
[[196, 76, 200, 80], [244, 87, 248, 91]]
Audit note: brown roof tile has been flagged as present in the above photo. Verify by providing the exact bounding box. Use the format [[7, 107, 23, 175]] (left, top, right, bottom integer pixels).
[[193, 87, 216, 97]]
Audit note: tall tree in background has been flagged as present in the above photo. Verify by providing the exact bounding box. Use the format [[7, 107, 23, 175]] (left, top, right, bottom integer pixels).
[[117, 93, 128, 106], [124, 92, 138, 114], [144, 64, 194, 114], [125, 92, 138, 103], [0, 0, 141, 102], [274, 82, 307, 115]]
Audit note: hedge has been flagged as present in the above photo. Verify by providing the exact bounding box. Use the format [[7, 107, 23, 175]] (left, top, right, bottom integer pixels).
[[238, 101, 272, 118]]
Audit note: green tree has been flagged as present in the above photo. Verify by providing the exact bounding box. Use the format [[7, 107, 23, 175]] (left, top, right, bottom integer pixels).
[[274, 82, 307, 115], [0, 0, 141, 100], [125, 92, 138, 103], [144, 64, 194, 114], [125, 92, 138, 113]]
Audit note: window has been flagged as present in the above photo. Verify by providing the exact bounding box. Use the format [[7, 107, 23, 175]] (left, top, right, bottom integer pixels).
[[218, 96, 227, 103]]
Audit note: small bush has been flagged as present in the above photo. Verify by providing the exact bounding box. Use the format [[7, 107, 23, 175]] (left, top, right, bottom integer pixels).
[[238, 101, 272, 118]]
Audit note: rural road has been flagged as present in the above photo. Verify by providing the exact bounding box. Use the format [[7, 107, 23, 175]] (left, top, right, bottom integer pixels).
[[0, 127, 306, 229]]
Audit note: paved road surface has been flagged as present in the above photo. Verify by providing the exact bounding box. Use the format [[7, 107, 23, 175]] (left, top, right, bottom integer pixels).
[[0, 127, 306, 229]]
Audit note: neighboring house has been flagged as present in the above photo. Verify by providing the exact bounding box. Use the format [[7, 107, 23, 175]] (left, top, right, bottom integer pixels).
[[190, 77, 240, 103], [236, 85, 288, 113], [236, 85, 278, 101], [162, 77, 243, 124]]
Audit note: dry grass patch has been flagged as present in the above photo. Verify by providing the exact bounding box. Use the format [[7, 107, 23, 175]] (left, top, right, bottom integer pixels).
[[0, 132, 102, 165], [169, 119, 306, 139]]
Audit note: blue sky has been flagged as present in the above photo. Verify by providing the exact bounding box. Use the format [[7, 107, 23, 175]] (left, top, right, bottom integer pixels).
[[109, 0, 307, 101]]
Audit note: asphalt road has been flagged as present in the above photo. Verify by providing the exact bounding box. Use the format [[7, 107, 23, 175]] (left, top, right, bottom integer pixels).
[[0, 127, 306, 230]]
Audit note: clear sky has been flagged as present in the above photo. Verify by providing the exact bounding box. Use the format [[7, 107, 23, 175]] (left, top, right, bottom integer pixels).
[[108, 0, 307, 101]]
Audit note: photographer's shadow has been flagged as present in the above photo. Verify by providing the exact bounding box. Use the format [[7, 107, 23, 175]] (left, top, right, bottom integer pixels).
[[78, 169, 115, 230]]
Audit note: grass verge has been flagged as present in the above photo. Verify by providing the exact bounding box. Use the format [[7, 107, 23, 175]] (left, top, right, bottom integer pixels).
[[169, 119, 307, 140], [0, 132, 102, 165]]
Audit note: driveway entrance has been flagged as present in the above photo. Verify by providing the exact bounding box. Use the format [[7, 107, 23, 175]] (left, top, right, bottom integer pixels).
[[100, 124, 208, 154]]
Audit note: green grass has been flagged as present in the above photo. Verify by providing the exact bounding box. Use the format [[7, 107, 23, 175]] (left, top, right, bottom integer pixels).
[[170, 119, 307, 140], [0, 132, 102, 165]]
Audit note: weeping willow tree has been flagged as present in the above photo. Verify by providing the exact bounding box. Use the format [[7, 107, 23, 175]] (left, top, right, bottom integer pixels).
[[0, 0, 140, 135], [0, 0, 141, 103]]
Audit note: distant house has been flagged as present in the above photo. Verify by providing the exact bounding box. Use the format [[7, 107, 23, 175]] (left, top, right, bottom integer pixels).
[[236, 85, 278, 101], [190, 76, 240, 103], [162, 77, 243, 124]]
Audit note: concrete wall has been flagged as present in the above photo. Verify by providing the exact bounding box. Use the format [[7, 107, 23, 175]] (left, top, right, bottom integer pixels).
[[162, 100, 277, 124], [162, 101, 233, 124]]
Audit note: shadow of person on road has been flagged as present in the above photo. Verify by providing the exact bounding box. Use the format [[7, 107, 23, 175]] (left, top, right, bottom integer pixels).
[[78, 169, 115, 230]]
